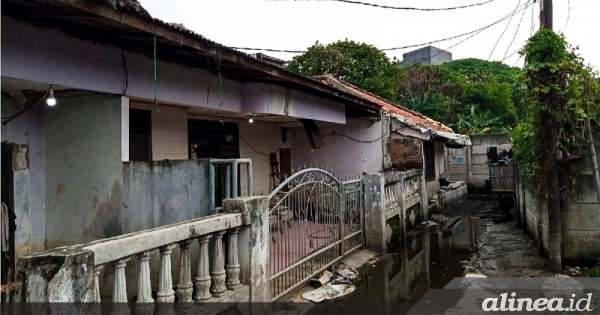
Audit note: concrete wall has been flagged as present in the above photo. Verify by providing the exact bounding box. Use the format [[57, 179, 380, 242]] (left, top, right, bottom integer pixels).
[[129, 101, 189, 161], [447, 133, 511, 191], [2, 93, 209, 255], [2, 18, 346, 125], [401, 46, 452, 67], [44, 95, 125, 246], [1, 97, 46, 256], [288, 118, 385, 177], [516, 130, 600, 265], [122, 160, 210, 232]]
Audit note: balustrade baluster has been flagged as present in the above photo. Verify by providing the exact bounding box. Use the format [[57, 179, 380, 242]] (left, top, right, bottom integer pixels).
[[137, 251, 154, 303], [93, 265, 104, 302], [193, 235, 212, 301], [156, 244, 177, 303], [112, 258, 130, 315], [92, 265, 104, 315], [210, 231, 227, 296], [225, 228, 241, 290], [175, 239, 194, 306]]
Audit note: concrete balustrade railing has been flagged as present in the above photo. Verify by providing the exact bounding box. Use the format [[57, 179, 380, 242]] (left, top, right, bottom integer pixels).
[[15, 196, 270, 315]]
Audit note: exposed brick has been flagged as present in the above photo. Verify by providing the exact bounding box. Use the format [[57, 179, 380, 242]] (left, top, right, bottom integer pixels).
[[387, 137, 423, 170]]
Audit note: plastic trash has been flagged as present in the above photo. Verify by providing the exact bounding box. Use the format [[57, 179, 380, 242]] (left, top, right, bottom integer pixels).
[[301, 283, 356, 303]]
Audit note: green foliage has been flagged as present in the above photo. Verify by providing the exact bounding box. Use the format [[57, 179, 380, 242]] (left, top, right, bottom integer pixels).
[[510, 29, 600, 202], [285, 40, 402, 102], [590, 267, 600, 277], [397, 59, 523, 134]]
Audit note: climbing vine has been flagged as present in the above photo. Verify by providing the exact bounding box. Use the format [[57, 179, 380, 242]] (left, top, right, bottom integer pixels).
[[511, 29, 600, 204]]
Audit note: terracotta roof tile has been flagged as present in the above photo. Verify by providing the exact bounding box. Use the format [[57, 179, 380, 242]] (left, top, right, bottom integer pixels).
[[313, 75, 453, 133]]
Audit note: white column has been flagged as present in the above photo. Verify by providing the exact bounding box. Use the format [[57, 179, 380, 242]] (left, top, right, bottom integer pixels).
[[193, 235, 212, 301], [225, 228, 241, 290], [156, 244, 176, 303], [136, 251, 154, 303], [210, 231, 227, 296], [175, 239, 194, 306], [112, 258, 130, 315], [93, 265, 104, 302]]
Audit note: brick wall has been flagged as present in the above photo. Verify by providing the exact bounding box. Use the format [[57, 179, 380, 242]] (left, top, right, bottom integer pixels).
[[386, 136, 423, 170], [239, 121, 282, 196], [130, 102, 188, 161]]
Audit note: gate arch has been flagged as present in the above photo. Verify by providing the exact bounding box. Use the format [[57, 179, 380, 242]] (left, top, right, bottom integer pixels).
[[268, 167, 364, 301]]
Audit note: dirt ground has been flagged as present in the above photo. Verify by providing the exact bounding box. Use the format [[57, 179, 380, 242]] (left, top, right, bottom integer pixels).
[[455, 196, 593, 277]]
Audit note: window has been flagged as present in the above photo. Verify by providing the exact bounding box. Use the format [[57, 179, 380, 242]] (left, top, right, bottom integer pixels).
[[188, 119, 239, 159], [188, 119, 240, 208], [129, 108, 152, 161], [424, 141, 435, 182]]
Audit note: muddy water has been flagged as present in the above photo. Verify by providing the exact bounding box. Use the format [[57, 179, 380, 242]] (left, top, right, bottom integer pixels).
[[343, 216, 489, 303]]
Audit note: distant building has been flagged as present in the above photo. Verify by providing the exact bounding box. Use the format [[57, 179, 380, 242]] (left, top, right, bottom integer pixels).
[[249, 53, 287, 67], [400, 46, 452, 67]]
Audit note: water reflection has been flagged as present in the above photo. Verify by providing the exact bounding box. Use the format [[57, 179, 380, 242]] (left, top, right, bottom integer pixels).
[[344, 216, 488, 304]]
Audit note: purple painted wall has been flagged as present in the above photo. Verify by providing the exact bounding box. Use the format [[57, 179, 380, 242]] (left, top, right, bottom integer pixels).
[[287, 118, 385, 177], [1, 97, 46, 255], [2, 18, 347, 124]]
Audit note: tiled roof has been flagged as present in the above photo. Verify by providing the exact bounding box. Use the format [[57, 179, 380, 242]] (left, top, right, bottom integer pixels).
[[313, 75, 454, 133]]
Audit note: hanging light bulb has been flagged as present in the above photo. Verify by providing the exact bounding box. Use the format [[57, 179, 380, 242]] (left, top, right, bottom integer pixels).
[[46, 87, 56, 107], [248, 118, 254, 123]]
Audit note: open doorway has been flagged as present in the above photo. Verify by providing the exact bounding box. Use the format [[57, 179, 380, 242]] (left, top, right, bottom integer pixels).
[[1, 143, 16, 286]]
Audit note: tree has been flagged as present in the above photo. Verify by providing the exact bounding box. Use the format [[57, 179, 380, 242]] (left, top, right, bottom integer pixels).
[[511, 29, 600, 270], [396, 59, 524, 135], [286, 40, 402, 102]]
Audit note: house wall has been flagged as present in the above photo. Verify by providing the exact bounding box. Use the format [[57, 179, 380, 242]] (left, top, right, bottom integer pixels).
[[239, 121, 283, 196], [2, 18, 346, 125], [0, 97, 46, 256], [425, 142, 446, 200], [447, 134, 511, 191], [288, 118, 385, 177], [129, 101, 189, 161], [44, 95, 125, 247], [387, 134, 423, 170]]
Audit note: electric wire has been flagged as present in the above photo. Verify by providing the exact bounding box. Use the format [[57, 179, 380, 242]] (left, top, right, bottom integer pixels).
[[225, 0, 534, 54], [408, 0, 533, 67], [331, 0, 497, 11], [503, 0, 529, 61], [1, 89, 50, 124], [488, 0, 522, 60], [561, 0, 570, 33]]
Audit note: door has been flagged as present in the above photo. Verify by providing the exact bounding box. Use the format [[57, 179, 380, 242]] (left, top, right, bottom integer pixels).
[[1, 143, 15, 285]]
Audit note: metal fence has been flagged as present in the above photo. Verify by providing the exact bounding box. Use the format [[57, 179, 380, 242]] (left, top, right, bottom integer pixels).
[[268, 167, 364, 301]]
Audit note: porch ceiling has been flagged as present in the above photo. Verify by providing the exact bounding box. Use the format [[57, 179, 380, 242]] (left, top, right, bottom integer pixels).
[[2, 0, 381, 120]]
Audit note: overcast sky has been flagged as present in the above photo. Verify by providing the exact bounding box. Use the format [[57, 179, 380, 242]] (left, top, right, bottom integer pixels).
[[138, 0, 599, 71]]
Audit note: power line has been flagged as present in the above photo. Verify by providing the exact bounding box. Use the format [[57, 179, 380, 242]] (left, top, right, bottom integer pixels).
[[561, 0, 570, 32], [488, 0, 523, 60], [503, 0, 529, 61], [331, 0, 497, 11], [407, 1, 533, 67], [226, 0, 534, 55]]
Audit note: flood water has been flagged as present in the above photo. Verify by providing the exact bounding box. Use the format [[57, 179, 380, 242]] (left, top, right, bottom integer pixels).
[[342, 216, 489, 303]]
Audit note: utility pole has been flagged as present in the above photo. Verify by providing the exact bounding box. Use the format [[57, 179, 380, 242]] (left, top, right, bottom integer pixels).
[[540, 0, 562, 271], [540, 0, 553, 29]]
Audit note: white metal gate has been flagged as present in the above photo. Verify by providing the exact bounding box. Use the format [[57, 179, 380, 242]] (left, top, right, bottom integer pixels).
[[268, 167, 364, 300]]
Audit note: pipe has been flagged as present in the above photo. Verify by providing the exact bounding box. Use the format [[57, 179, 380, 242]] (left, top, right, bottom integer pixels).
[[209, 163, 215, 214]]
